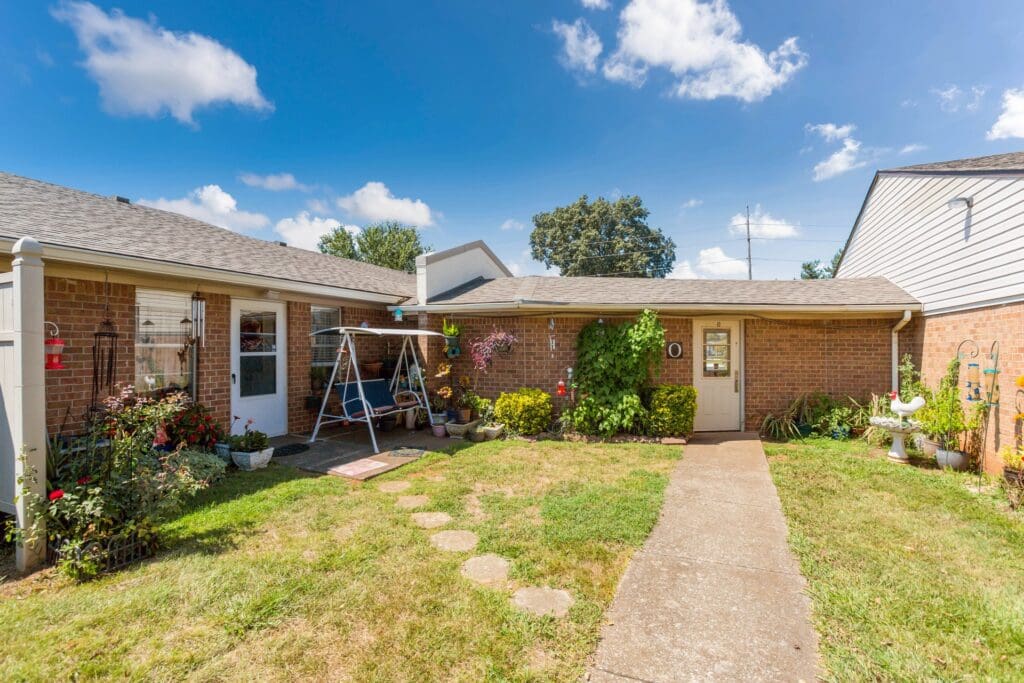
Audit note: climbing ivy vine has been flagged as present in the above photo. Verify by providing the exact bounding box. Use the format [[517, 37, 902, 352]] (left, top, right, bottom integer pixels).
[[568, 310, 665, 436]]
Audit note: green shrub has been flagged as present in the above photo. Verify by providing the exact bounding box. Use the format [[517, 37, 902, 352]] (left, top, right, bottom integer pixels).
[[645, 385, 697, 437], [494, 387, 553, 435], [569, 310, 665, 436]]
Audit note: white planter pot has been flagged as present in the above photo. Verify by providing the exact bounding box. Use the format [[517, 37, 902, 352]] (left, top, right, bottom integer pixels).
[[232, 447, 274, 471], [936, 448, 970, 472]]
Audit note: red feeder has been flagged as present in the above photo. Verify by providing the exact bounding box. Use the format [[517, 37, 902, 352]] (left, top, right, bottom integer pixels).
[[45, 337, 66, 369], [556, 380, 566, 397]]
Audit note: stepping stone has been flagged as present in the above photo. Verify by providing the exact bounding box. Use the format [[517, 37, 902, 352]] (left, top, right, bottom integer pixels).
[[411, 511, 452, 529], [512, 587, 574, 618], [378, 480, 412, 493], [461, 554, 510, 586], [396, 495, 429, 509], [430, 530, 478, 552]]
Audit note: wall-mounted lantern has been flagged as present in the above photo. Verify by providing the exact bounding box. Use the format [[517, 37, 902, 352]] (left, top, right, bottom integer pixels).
[[44, 321, 66, 369]]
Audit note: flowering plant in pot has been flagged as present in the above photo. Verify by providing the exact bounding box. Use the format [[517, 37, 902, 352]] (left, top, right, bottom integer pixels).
[[469, 328, 518, 372], [228, 417, 273, 470], [442, 319, 461, 358]]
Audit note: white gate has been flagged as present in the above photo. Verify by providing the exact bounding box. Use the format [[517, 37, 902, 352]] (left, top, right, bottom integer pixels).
[[0, 272, 15, 515]]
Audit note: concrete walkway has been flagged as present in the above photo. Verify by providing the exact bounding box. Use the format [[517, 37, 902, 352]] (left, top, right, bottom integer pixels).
[[590, 433, 819, 682]]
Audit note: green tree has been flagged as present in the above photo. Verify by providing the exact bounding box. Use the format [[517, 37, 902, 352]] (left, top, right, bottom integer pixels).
[[529, 195, 675, 277], [318, 221, 431, 273], [800, 248, 843, 279], [317, 226, 357, 260]]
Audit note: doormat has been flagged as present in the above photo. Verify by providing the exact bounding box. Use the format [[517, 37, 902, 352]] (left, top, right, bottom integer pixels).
[[327, 449, 427, 481], [273, 443, 310, 458]]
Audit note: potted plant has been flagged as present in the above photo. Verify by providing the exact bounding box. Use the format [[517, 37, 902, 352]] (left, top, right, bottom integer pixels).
[[999, 444, 1023, 485], [442, 319, 461, 359], [477, 398, 504, 440], [229, 418, 273, 470], [929, 358, 975, 471]]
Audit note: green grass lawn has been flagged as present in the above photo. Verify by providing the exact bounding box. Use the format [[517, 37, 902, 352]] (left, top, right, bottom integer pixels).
[[0, 440, 679, 681], [765, 438, 1024, 681]]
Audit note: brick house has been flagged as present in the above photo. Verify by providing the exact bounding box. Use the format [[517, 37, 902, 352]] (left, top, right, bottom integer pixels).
[[0, 171, 924, 458], [837, 151, 1024, 472]]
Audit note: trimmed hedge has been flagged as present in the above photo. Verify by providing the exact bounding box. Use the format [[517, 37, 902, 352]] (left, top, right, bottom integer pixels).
[[494, 387, 553, 436], [645, 384, 697, 437]]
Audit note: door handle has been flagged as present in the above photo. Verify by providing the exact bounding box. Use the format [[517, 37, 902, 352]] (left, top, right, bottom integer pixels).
[[231, 373, 236, 385]]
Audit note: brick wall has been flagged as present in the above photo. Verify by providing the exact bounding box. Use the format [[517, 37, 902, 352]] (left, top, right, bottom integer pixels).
[[197, 293, 231, 430], [900, 303, 1024, 473], [44, 277, 136, 434], [744, 318, 892, 430]]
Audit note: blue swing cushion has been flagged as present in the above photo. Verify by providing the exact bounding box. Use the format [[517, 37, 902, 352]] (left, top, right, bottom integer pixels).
[[337, 379, 418, 419]]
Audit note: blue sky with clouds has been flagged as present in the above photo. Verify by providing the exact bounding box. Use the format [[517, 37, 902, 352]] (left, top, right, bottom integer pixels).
[[3, 0, 1024, 279]]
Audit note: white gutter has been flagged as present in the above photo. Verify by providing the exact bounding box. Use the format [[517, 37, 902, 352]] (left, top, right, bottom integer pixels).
[[0, 238, 406, 305], [390, 301, 923, 315], [891, 309, 913, 392]]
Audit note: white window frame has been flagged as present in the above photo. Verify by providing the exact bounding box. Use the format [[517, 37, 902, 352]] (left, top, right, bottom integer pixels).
[[311, 305, 342, 367]]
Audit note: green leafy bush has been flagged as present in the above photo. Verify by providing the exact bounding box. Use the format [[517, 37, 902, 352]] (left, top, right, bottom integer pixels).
[[569, 310, 665, 436], [494, 387, 552, 435], [645, 384, 697, 437]]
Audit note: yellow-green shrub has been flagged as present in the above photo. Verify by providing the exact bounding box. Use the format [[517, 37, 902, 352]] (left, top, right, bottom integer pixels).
[[494, 387, 552, 435], [645, 384, 697, 437]]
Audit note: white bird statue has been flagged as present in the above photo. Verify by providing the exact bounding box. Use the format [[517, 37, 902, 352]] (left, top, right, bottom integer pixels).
[[888, 391, 926, 420]]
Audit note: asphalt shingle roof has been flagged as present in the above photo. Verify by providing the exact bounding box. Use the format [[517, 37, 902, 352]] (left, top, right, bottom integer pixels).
[[0, 172, 414, 299], [426, 275, 918, 308], [887, 150, 1024, 173]]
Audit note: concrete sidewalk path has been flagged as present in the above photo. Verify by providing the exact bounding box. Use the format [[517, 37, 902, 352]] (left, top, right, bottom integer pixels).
[[589, 433, 819, 682]]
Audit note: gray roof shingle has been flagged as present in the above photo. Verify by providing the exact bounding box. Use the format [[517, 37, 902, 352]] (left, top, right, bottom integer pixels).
[[0, 172, 414, 299], [426, 275, 918, 308], [887, 150, 1024, 174]]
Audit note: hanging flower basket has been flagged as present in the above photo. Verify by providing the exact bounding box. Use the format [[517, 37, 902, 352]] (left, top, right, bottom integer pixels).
[[444, 336, 461, 359]]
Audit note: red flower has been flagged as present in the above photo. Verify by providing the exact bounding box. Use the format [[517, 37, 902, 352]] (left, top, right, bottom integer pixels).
[[48, 489, 64, 501], [153, 423, 169, 447], [77, 476, 92, 485]]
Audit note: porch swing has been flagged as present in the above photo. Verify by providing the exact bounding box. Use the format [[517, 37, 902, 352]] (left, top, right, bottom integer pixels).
[[307, 326, 441, 453]]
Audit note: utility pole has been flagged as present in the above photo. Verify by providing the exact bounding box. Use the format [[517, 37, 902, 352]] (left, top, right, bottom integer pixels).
[[745, 204, 752, 280]]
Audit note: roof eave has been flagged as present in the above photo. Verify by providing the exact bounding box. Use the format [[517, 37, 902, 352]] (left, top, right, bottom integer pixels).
[[1, 237, 407, 304], [390, 301, 922, 315]]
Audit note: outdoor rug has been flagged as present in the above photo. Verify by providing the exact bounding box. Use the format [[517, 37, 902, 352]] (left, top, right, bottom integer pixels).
[[326, 448, 426, 481]]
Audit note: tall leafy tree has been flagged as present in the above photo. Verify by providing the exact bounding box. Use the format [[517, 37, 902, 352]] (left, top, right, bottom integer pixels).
[[317, 226, 357, 260], [318, 221, 431, 273], [800, 248, 843, 279], [529, 195, 676, 277]]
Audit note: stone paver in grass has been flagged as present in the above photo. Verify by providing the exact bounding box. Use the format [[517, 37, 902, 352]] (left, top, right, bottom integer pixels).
[[396, 495, 429, 509], [378, 480, 412, 493], [460, 554, 510, 586], [429, 530, 479, 552], [410, 512, 452, 529], [512, 587, 574, 618]]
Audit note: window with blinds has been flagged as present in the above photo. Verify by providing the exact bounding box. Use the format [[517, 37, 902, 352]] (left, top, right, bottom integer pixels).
[[135, 289, 193, 394], [311, 306, 341, 366]]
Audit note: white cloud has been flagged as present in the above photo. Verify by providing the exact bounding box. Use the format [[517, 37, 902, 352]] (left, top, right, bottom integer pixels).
[[580, 0, 611, 9], [899, 143, 927, 155], [139, 185, 269, 232], [601, 0, 807, 102], [239, 172, 309, 192], [807, 122, 867, 181], [337, 181, 434, 226], [987, 88, 1024, 140], [668, 259, 700, 278], [696, 246, 747, 278], [805, 122, 855, 142], [52, 1, 271, 126], [681, 198, 703, 209], [552, 18, 603, 74], [932, 84, 986, 113], [728, 205, 797, 239], [506, 249, 552, 276], [501, 219, 525, 231], [274, 211, 360, 252], [306, 198, 331, 215]]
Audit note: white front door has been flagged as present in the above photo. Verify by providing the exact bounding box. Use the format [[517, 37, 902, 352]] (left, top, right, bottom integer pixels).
[[693, 319, 742, 431], [231, 299, 288, 437]]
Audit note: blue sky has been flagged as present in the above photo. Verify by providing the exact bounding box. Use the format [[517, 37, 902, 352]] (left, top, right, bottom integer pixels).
[[3, 1, 1024, 279]]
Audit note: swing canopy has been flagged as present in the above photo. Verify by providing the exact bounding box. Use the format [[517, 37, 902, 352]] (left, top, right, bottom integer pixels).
[[307, 327, 443, 452]]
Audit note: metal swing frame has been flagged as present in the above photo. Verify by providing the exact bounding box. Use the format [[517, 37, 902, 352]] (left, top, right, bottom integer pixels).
[[308, 327, 441, 453]]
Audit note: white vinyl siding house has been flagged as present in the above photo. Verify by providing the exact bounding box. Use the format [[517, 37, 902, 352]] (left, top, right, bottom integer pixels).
[[837, 167, 1024, 314]]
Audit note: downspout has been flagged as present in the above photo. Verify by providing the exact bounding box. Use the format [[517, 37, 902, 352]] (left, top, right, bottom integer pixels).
[[891, 310, 912, 392]]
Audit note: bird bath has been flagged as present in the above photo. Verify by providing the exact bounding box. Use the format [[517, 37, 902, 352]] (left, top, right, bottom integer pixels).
[[870, 393, 925, 464]]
